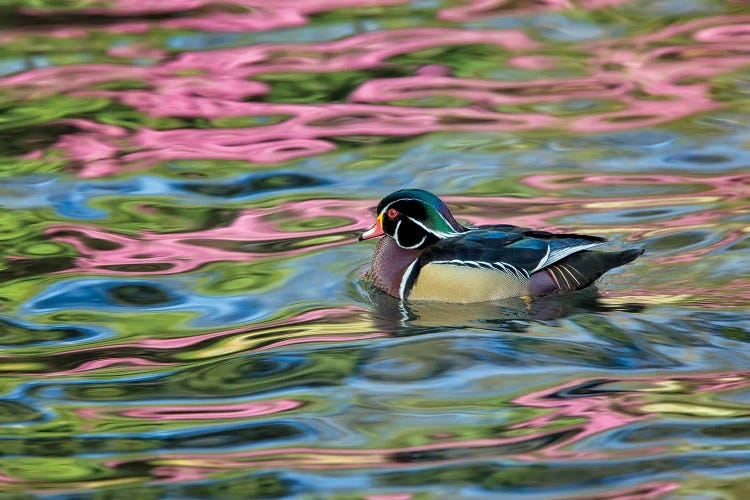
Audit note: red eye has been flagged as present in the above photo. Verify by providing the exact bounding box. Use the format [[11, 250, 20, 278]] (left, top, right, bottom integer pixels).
[[387, 208, 398, 219]]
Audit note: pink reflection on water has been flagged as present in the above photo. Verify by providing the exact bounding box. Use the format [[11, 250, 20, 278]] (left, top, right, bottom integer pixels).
[[0, 306, 378, 377], [695, 23, 750, 43], [151, 465, 209, 483], [470, 173, 748, 268], [2, 14, 747, 176], [44, 174, 743, 277], [8, 0, 636, 37], [136, 305, 371, 349], [80, 399, 302, 421], [163, 27, 538, 72], [350, 76, 634, 105], [438, 0, 634, 21], [649, 225, 743, 264], [610, 14, 750, 45], [103, 371, 750, 480], [254, 333, 385, 351], [19, 0, 412, 33], [33, 357, 173, 377], [114, 107, 551, 168], [508, 54, 557, 69], [522, 172, 750, 203], [509, 378, 648, 461], [107, 43, 167, 60], [47, 198, 374, 274], [573, 481, 681, 500], [59, 102, 553, 176], [625, 277, 750, 309], [0, 64, 150, 96], [49, 225, 251, 274], [40, 191, 606, 278]]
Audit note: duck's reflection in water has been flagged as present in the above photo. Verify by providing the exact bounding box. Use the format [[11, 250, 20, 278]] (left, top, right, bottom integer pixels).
[[360, 280, 643, 333]]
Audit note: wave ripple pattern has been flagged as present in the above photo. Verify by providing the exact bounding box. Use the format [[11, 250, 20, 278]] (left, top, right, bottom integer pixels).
[[0, 0, 749, 498]]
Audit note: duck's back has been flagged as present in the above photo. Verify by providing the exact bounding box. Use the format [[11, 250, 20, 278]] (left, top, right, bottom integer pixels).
[[402, 228, 639, 303]]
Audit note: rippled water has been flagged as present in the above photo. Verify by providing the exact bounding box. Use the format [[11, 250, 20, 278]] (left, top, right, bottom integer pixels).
[[1, 0, 750, 498]]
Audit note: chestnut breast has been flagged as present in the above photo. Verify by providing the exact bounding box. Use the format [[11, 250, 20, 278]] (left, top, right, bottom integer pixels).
[[368, 236, 422, 298]]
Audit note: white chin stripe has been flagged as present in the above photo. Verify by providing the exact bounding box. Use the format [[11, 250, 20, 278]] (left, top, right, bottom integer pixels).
[[400, 235, 427, 250], [394, 219, 428, 249]]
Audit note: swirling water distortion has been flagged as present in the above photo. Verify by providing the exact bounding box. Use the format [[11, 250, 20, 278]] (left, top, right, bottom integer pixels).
[[0, 1, 749, 498]]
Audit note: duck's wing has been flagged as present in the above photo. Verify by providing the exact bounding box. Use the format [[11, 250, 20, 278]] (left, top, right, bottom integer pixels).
[[425, 229, 606, 272], [401, 229, 606, 302], [471, 223, 533, 233]]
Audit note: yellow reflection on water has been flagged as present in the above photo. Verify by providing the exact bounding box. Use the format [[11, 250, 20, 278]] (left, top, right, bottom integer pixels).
[[641, 402, 750, 418]]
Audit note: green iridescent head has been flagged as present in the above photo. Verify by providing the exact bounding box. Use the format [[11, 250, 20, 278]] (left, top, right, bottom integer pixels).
[[360, 189, 466, 249]]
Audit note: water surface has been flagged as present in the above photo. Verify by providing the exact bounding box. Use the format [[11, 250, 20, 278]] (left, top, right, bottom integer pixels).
[[1, 0, 750, 498]]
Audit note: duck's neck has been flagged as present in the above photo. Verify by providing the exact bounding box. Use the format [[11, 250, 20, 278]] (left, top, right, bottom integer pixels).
[[369, 236, 423, 298]]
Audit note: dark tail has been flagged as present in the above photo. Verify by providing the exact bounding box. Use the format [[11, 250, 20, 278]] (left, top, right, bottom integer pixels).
[[529, 248, 644, 295]]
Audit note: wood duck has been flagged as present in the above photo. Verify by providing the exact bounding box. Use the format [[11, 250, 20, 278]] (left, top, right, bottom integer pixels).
[[359, 189, 643, 303]]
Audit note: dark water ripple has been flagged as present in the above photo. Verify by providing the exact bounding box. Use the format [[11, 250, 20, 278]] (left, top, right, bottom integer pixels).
[[0, 0, 749, 498]]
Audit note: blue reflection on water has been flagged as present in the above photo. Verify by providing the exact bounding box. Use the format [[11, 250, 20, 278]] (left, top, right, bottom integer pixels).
[[0, 316, 110, 346], [22, 278, 265, 328], [3, 127, 747, 222]]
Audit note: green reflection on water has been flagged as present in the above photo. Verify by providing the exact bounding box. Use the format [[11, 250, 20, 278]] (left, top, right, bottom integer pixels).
[[0, 96, 110, 129], [0, 0, 749, 497]]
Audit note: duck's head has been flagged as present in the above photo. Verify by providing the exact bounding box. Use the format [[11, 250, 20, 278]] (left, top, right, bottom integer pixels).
[[359, 189, 465, 249]]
